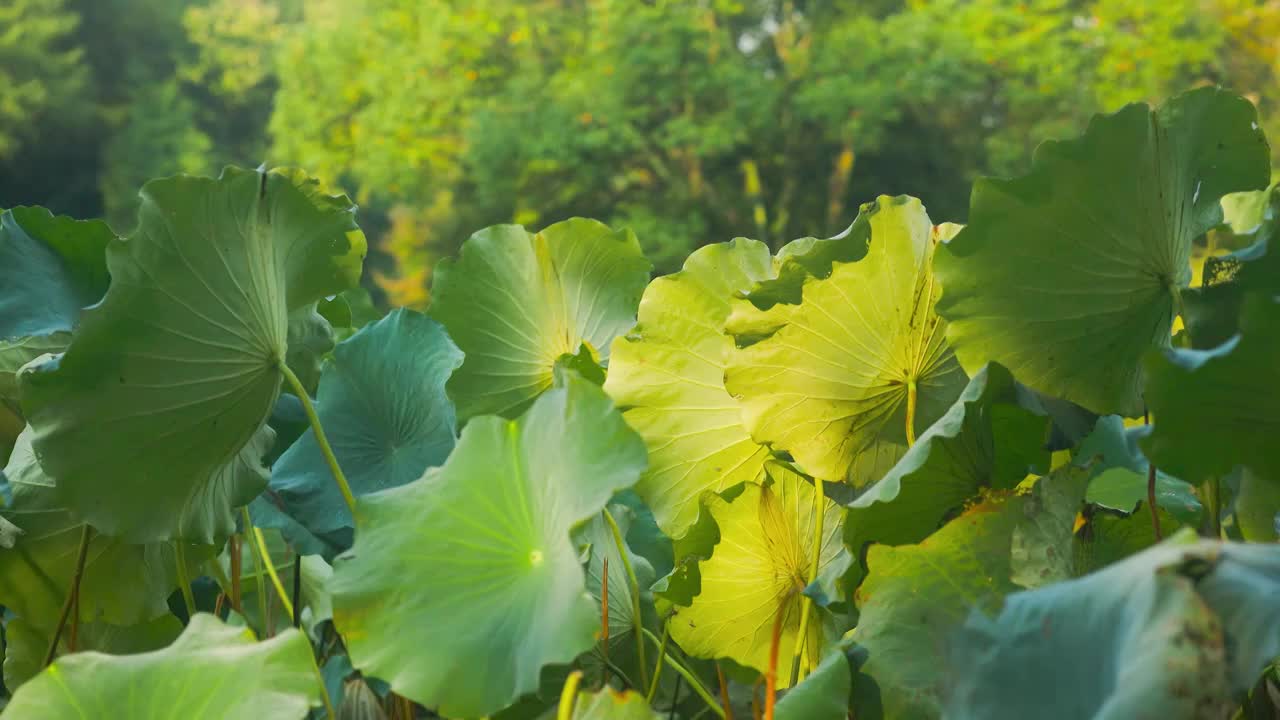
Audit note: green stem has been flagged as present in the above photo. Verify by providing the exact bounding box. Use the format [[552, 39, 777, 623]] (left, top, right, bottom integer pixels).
[[646, 619, 672, 702], [1202, 476, 1222, 538], [310, 658, 336, 720], [787, 476, 824, 686], [1147, 462, 1163, 541], [641, 628, 726, 719], [242, 507, 270, 636], [175, 541, 197, 619], [557, 670, 584, 720], [252, 526, 295, 620], [279, 362, 356, 514], [602, 508, 649, 689], [905, 379, 918, 446], [44, 525, 93, 667]]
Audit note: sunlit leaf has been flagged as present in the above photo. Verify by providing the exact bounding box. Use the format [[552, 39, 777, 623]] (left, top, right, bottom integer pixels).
[[726, 195, 966, 484], [430, 218, 650, 422], [3, 614, 321, 719], [329, 370, 647, 717], [669, 462, 844, 686], [18, 166, 366, 543], [935, 88, 1270, 416], [604, 238, 773, 538], [775, 645, 853, 720]]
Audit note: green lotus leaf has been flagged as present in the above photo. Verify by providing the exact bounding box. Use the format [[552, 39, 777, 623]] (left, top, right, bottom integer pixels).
[[0, 427, 221, 628], [3, 613, 181, 690], [849, 495, 1025, 719], [330, 370, 647, 718], [1009, 466, 1091, 589], [726, 195, 967, 484], [604, 238, 774, 538], [843, 363, 1048, 590], [0, 333, 68, 404], [577, 504, 657, 684], [935, 87, 1270, 417], [669, 462, 844, 687], [742, 214, 870, 310], [1071, 504, 1182, 575], [270, 308, 462, 540], [17, 166, 366, 543], [0, 206, 112, 342], [1234, 468, 1280, 541], [946, 536, 1280, 719], [1143, 295, 1280, 486], [564, 687, 661, 719], [1074, 416, 1203, 525], [283, 302, 337, 395], [3, 613, 321, 719], [430, 218, 651, 422], [776, 646, 853, 720]]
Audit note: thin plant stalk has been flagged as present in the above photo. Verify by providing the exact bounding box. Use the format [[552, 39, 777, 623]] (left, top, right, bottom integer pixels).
[[1202, 476, 1222, 538], [229, 533, 243, 612], [292, 550, 303, 628], [641, 627, 726, 719], [602, 508, 648, 688], [717, 664, 734, 720], [68, 580, 80, 652], [253, 526, 295, 620], [557, 670, 584, 720], [601, 555, 610, 667], [670, 676, 683, 720], [788, 476, 825, 686], [763, 606, 787, 720], [280, 363, 356, 513], [309, 658, 336, 720], [175, 541, 197, 618], [1147, 463, 1162, 540], [44, 524, 93, 667], [905, 379, 918, 446], [646, 620, 672, 702], [242, 507, 269, 636]]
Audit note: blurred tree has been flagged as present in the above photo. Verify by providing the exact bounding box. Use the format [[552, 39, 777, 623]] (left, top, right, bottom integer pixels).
[[0, 0, 87, 159]]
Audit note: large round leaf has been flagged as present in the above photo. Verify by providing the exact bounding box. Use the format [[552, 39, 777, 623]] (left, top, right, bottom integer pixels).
[[725, 195, 966, 484], [843, 363, 1049, 591], [1143, 295, 1280, 486], [849, 495, 1025, 719], [0, 427, 224, 629], [0, 206, 111, 341], [946, 537, 1280, 720], [669, 462, 844, 686], [330, 370, 647, 718], [3, 614, 181, 691], [3, 613, 321, 719], [934, 87, 1270, 416], [604, 238, 773, 538], [18, 166, 366, 543], [565, 688, 662, 719], [270, 308, 462, 540], [430, 218, 651, 422]]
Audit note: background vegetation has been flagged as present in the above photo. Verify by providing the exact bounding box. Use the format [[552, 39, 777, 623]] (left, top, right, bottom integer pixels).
[[6, 0, 1280, 304]]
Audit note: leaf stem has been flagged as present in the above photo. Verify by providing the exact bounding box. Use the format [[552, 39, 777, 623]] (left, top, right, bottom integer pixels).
[[309, 657, 336, 720], [175, 541, 197, 619], [292, 550, 303, 628], [1147, 462, 1162, 541], [905, 379, 918, 446], [279, 362, 356, 514], [717, 664, 734, 720], [242, 507, 270, 636], [602, 508, 648, 688], [557, 670, 584, 720], [253, 526, 295, 620], [788, 476, 824, 686], [646, 619, 671, 702], [763, 605, 786, 720], [601, 555, 610, 668], [44, 524, 93, 667], [641, 627, 726, 719], [229, 533, 243, 612], [1202, 476, 1222, 538]]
